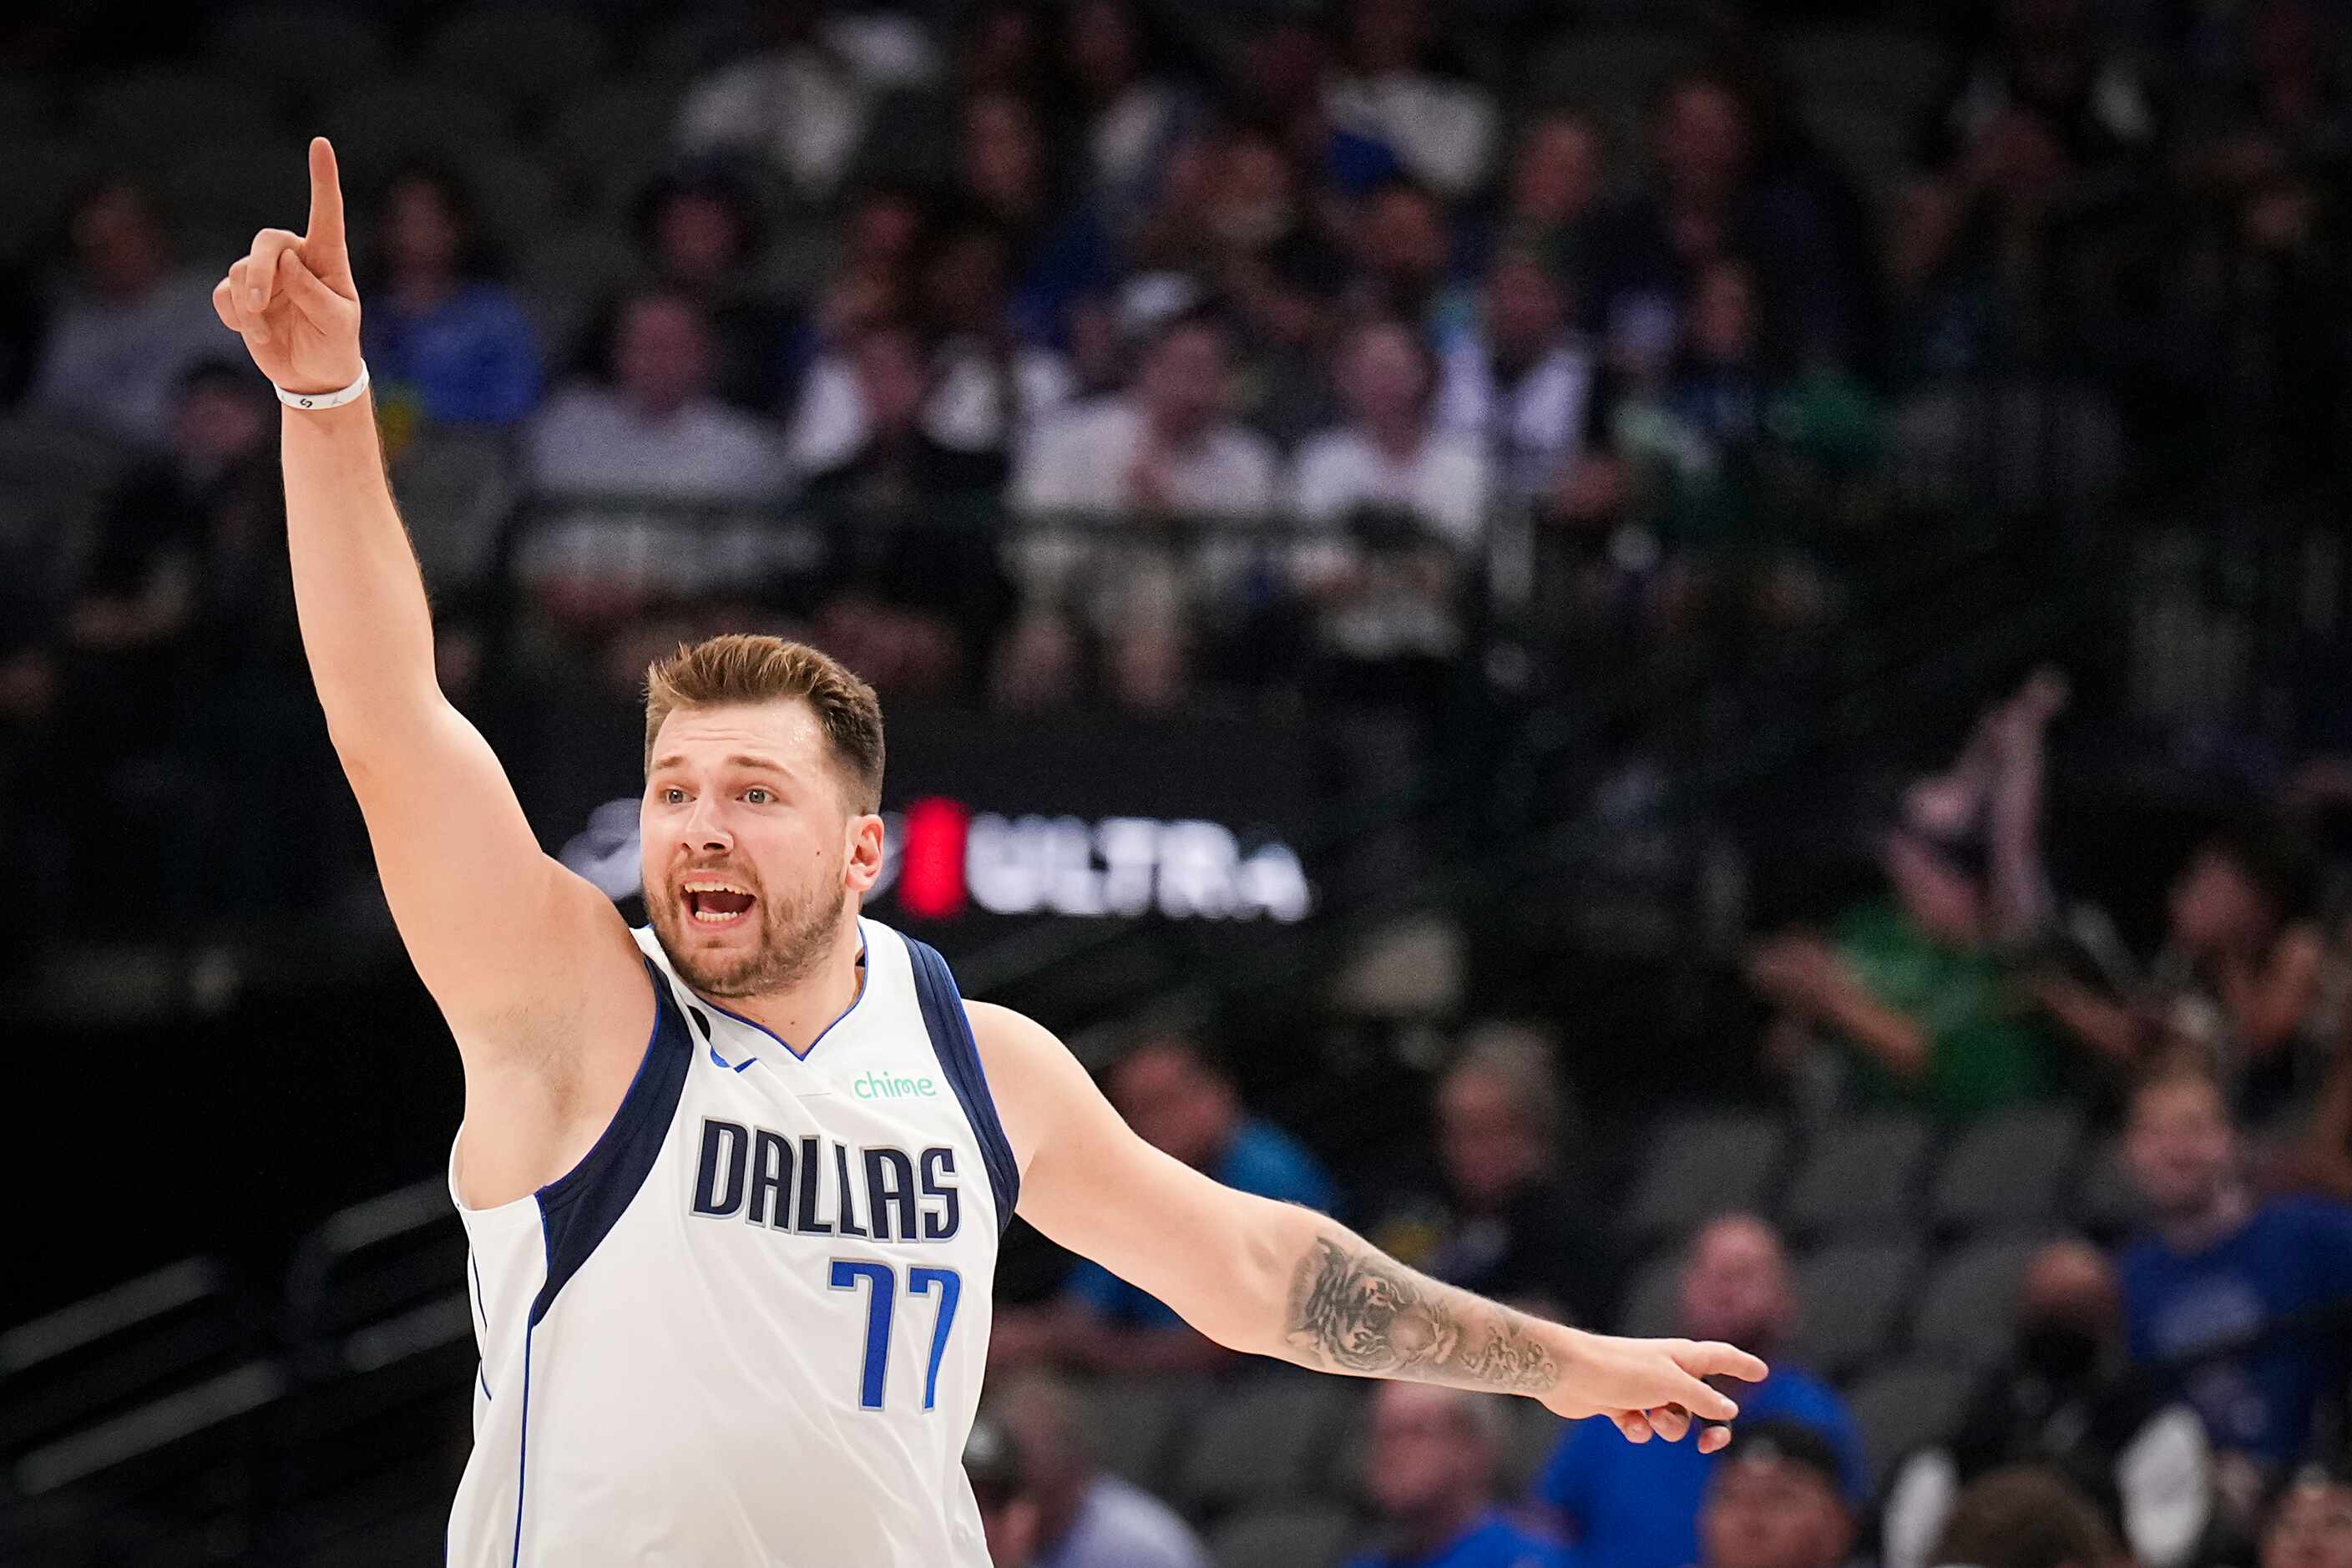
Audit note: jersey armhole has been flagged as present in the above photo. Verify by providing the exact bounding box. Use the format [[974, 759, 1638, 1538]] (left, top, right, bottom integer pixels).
[[528, 954, 693, 1324], [903, 935, 1022, 1232]]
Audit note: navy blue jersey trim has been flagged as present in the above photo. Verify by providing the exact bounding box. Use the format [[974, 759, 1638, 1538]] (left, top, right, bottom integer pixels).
[[510, 1323, 534, 1565], [904, 936, 1019, 1232], [529, 955, 691, 1327]]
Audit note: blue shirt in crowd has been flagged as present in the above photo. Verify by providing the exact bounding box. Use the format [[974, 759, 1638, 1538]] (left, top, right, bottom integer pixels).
[[363, 281, 541, 427], [2120, 1195, 2352, 1464], [1533, 1366, 1866, 1568], [1342, 1509, 1576, 1568], [1062, 1119, 1335, 1330]]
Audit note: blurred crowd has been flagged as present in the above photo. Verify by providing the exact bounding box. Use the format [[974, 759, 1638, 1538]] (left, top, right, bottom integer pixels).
[[3, 2, 2352, 1565]]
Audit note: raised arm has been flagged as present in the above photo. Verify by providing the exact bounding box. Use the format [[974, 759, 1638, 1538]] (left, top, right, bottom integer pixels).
[[211, 140, 647, 1205], [970, 1003, 1766, 1444]]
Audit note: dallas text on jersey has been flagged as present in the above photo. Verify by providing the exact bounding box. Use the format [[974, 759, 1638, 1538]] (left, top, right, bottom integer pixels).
[[690, 1119, 965, 1242]]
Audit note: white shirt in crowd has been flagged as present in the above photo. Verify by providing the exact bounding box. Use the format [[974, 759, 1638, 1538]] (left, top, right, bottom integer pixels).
[[31, 271, 230, 449], [674, 13, 940, 202], [1039, 1474, 1211, 1568], [1287, 422, 1492, 662], [1434, 332, 1598, 503], [1009, 398, 1278, 630], [1325, 72, 1499, 197], [786, 340, 1076, 471], [518, 386, 800, 600]]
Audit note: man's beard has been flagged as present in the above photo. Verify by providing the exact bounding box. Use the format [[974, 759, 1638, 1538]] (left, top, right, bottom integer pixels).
[[651, 873, 847, 999]]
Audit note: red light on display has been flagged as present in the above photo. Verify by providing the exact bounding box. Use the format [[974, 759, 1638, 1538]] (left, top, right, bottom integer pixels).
[[898, 797, 970, 920]]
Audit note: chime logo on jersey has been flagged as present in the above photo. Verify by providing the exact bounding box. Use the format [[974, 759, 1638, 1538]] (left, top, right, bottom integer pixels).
[[690, 1118, 963, 1242]]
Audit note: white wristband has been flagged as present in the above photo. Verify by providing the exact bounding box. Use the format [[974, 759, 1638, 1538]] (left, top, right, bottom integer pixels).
[[275, 362, 370, 411]]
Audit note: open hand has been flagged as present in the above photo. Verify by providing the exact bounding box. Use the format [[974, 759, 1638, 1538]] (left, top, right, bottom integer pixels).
[[210, 138, 362, 396], [1546, 1331, 1769, 1453]]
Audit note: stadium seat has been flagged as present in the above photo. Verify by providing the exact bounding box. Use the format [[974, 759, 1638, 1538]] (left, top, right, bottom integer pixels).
[[321, 79, 519, 191], [204, 4, 391, 98], [1172, 1373, 1365, 1518], [1209, 1502, 1359, 1568], [1613, 1246, 1684, 1338], [1791, 1237, 1923, 1380], [462, 144, 568, 260], [540, 76, 688, 218], [1616, 1108, 1789, 1244], [1926, 1105, 2086, 1234], [0, 134, 98, 262], [425, 5, 611, 118], [518, 224, 646, 359], [153, 138, 316, 257], [1844, 1358, 1975, 1485], [387, 428, 518, 596], [1780, 1113, 1936, 1239], [1779, 26, 1950, 122], [1, 1257, 282, 1542], [1906, 1232, 2047, 1371], [271, 1181, 474, 1555], [82, 68, 286, 165], [1078, 1376, 1204, 1497], [2072, 1133, 2142, 1237]]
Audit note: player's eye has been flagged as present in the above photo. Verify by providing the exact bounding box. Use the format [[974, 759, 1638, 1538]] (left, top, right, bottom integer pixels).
[[660, 787, 687, 805], [744, 787, 772, 805]]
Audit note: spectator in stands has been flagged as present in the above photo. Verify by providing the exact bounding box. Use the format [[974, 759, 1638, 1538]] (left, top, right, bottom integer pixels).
[[1893, 0, 2159, 378], [1749, 672, 2066, 1120], [519, 288, 791, 637], [2296, 1038, 2352, 1204], [1536, 1215, 1865, 1568], [1060, 0, 1196, 240], [60, 360, 327, 913], [1591, 68, 1864, 372], [2261, 1455, 2352, 1568], [797, 320, 1012, 695], [1941, 1238, 2213, 1563], [2121, 1062, 2352, 1496], [1324, 0, 1498, 200], [1127, 119, 1348, 448], [918, 222, 1077, 458], [1434, 245, 1600, 506], [1369, 1027, 1613, 1328], [1240, 20, 1404, 206], [955, 89, 1115, 350], [964, 1413, 1042, 1568], [2039, 820, 2333, 1121], [1696, 1421, 1859, 1568], [1343, 1383, 1571, 1568], [992, 1034, 1333, 1374], [1497, 111, 1609, 286], [989, 1373, 1209, 1568], [1290, 314, 1490, 701], [362, 164, 539, 433], [634, 164, 795, 413], [1004, 301, 1277, 708], [672, 3, 939, 205], [1928, 1464, 2122, 1568], [29, 179, 225, 449], [1349, 178, 1472, 340]]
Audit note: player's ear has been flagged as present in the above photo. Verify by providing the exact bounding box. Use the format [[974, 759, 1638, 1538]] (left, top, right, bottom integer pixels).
[[842, 808, 885, 894]]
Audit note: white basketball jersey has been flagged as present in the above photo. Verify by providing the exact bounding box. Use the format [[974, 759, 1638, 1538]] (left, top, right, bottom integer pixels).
[[445, 917, 1014, 1566]]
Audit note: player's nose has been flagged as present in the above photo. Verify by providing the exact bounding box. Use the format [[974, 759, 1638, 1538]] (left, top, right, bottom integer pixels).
[[676, 795, 732, 852]]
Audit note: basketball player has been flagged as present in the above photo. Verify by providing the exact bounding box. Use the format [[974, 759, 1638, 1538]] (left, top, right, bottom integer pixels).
[[210, 139, 1768, 1566]]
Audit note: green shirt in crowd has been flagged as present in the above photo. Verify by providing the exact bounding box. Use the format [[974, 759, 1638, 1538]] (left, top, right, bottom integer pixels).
[[1831, 899, 2056, 1119]]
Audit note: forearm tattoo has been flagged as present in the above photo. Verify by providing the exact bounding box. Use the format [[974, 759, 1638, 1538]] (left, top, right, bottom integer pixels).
[[1284, 1236, 1559, 1393]]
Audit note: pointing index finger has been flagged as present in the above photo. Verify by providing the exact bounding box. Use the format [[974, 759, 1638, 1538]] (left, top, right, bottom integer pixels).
[[305, 137, 347, 269], [1683, 1342, 1770, 1387]]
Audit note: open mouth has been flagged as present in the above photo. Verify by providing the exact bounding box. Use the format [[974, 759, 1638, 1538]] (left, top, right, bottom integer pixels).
[[682, 880, 757, 928]]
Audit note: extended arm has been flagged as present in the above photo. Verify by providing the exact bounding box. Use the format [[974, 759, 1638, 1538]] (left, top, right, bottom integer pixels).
[[211, 140, 645, 1204], [971, 1003, 1765, 1442]]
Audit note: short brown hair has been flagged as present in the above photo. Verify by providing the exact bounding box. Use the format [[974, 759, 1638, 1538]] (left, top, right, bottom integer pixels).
[[643, 635, 885, 812], [1932, 1466, 2118, 1568]]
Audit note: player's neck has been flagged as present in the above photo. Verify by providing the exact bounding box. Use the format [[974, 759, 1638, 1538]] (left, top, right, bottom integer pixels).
[[720, 919, 867, 1046]]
